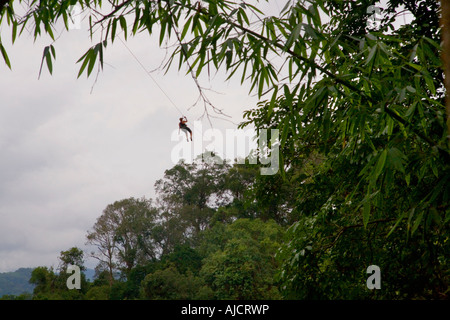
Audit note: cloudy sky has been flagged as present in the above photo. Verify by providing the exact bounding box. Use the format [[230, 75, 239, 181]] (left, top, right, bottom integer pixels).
[[0, 3, 274, 272]]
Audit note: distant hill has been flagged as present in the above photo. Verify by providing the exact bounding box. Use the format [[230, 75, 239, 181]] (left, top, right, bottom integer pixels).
[[84, 268, 95, 282], [0, 268, 35, 297]]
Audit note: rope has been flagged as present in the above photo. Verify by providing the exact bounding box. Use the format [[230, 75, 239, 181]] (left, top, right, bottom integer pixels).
[[118, 36, 186, 116], [119, 36, 206, 143], [119, 36, 218, 146]]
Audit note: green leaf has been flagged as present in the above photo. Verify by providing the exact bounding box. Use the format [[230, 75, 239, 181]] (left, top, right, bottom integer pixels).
[[258, 67, 267, 97], [0, 42, 11, 69], [303, 23, 318, 40], [386, 211, 406, 238], [76, 49, 92, 78], [423, 71, 436, 95], [360, 190, 379, 228], [373, 149, 388, 183], [405, 173, 411, 186], [411, 211, 423, 235], [238, 7, 250, 26], [111, 18, 118, 43], [268, 86, 279, 119], [132, 7, 141, 35], [38, 45, 54, 78], [280, 0, 293, 15], [87, 46, 99, 76], [97, 42, 104, 70], [363, 199, 371, 228], [181, 16, 192, 40], [45, 23, 55, 41], [285, 23, 302, 50], [387, 147, 406, 173], [45, 49, 53, 74], [280, 117, 290, 149], [120, 16, 128, 40], [12, 21, 17, 44], [50, 44, 56, 59], [386, 116, 394, 138]]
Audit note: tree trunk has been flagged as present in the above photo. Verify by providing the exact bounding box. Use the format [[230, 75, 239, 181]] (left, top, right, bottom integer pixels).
[[440, 0, 450, 145]]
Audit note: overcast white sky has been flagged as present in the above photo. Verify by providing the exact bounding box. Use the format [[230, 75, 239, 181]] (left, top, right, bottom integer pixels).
[[0, 2, 275, 272]]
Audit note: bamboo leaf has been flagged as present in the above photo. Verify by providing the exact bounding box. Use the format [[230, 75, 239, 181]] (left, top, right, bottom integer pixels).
[[285, 23, 302, 50], [387, 147, 406, 173], [268, 86, 279, 118], [363, 199, 371, 228], [0, 42, 11, 69], [111, 18, 117, 43], [423, 72, 436, 95], [12, 21, 17, 44], [387, 211, 406, 238], [87, 46, 98, 76], [373, 149, 388, 182], [411, 211, 423, 235], [45, 48, 53, 74], [77, 49, 91, 78], [38, 46, 52, 78], [181, 16, 192, 40], [120, 16, 128, 40]]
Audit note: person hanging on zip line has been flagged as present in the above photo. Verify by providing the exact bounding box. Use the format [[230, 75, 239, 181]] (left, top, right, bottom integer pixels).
[[179, 116, 193, 142]]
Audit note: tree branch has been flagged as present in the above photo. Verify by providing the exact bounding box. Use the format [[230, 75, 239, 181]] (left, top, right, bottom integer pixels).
[[440, 0, 450, 148]]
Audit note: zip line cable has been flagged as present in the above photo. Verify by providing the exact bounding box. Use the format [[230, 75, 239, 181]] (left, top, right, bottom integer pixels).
[[118, 36, 186, 117], [119, 36, 211, 144], [118, 35, 240, 152], [118, 35, 238, 127]]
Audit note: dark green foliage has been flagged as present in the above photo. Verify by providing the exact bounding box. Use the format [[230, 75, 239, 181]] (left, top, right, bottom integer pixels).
[[161, 245, 203, 275], [27, 249, 90, 300], [200, 219, 283, 300], [141, 265, 205, 300]]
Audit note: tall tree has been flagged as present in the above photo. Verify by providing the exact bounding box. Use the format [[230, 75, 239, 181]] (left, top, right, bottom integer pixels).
[[86, 197, 159, 283], [155, 153, 231, 251], [58, 247, 86, 272], [86, 204, 118, 286], [29, 248, 88, 299]]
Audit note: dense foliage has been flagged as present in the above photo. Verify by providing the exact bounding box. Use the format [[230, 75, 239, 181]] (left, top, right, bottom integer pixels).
[[4, 149, 447, 300], [1, 0, 449, 299]]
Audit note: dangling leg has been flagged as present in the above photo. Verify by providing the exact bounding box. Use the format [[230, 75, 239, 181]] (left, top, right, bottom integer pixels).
[[181, 128, 189, 141]]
